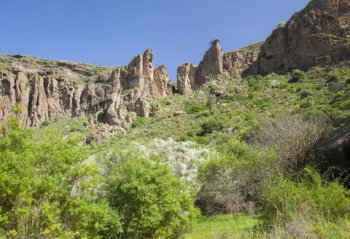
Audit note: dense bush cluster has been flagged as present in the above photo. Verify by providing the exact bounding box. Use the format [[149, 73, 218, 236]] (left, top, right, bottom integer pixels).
[[0, 118, 119, 238], [0, 119, 198, 239]]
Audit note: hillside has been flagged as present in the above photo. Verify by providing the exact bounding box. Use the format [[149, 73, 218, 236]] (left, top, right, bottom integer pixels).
[[29, 64, 350, 238], [1, 0, 350, 238]]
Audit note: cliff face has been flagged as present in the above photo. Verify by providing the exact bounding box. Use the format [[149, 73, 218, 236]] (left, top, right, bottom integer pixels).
[[0, 50, 172, 130], [257, 0, 350, 74], [223, 42, 262, 78]]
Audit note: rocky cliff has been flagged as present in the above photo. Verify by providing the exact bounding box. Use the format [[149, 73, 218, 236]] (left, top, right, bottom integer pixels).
[[256, 0, 350, 75], [0, 50, 172, 130], [177, 63, 197, 95]]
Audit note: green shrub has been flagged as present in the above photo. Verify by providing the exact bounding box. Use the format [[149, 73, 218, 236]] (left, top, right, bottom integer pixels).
[[131, 117, 153, 128], [300, 90, 312, 99], [259, 167, 350, 224], [185, 103, 208, 114], [247, 76, 263, 88], [198, 118, 224, 136], [289, 69, 305, 83], [106, 157, 199, 239], [267, 80, 280, 88], [197, 140, 276, 215], [166, 99, 173, 105], [326, 73, 339, 82]]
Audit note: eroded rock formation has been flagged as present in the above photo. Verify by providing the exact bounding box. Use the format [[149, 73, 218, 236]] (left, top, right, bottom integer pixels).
[[196, 41, 224, 86], [154, 65, 173, 97], [257, 0, 350, 74], [177, 63, 197, 95], [0, 49, 172, 130], [176, 41, 225, 95]]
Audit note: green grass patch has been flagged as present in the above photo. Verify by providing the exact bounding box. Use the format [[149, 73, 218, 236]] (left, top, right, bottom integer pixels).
[[184, 214, 260, 239]]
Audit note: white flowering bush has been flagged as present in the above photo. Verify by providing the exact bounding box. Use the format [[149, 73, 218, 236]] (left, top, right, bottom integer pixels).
[[148, 138, 211, 186], [98, 138, 211, 189]]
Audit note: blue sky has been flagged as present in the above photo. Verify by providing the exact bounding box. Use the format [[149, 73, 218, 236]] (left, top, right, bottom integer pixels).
[[0, 0, 310, 79]]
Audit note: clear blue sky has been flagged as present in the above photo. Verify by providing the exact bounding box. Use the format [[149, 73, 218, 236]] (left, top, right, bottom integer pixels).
[[0, 0, 310, 80]]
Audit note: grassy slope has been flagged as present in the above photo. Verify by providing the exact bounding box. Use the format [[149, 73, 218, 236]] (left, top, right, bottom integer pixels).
[[36, 66, 350, 163], [99, 66, 350, 152]]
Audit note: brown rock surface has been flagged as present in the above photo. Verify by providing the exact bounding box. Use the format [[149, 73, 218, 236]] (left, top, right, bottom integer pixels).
[[154, 65, 173, 97], [177, 63, 197, 95], [257, 0, 350, 75], [223, 42, 262, 78], [196, 41, 224, 85]]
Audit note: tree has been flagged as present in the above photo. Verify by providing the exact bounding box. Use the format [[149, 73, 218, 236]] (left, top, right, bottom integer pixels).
[[0, 119, 121, 238], [106, 157, 198, 239]]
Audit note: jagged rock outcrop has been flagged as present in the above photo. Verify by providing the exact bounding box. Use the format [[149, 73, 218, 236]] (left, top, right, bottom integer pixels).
[[177, 63, 197, 95], [154, 65, 173, 97], [0, 49, 172, 130], [175, 41, 262, 95], [256, 0, 350, 75], [176, 42, 224, 95], [196, 41, 224, 86]]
